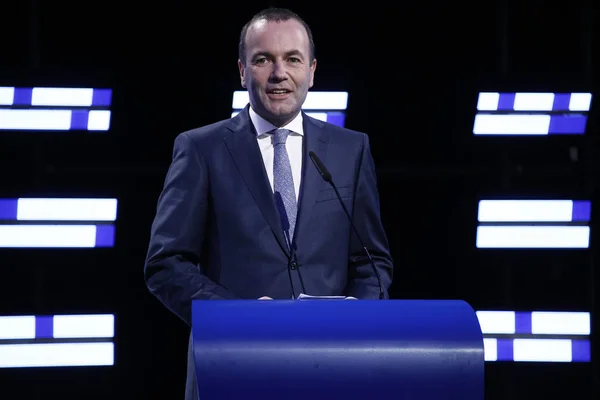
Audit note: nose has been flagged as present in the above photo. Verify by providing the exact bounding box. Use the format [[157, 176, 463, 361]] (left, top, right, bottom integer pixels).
[[270, 60, 287, 81]]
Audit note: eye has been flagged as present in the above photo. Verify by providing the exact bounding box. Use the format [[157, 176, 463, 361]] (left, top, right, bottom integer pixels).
[[288, 57, 301, 63], [254, 57, 268, 64]]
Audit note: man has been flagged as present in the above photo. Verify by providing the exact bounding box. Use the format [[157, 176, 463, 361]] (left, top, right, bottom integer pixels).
[[144, 7, 393, 400]]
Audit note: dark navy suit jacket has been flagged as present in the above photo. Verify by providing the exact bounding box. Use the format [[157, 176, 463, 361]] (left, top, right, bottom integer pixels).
[[144, 105, 393, 398]]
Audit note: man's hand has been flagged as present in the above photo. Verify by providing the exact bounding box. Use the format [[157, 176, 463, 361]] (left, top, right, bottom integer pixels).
[[258, 296, 273, 300]]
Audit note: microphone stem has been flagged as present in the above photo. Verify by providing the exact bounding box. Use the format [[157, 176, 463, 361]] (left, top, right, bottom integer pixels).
[[331, 183, 385, 300]]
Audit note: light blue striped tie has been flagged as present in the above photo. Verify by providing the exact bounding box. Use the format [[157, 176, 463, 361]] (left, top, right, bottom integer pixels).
[[272, 128, 297, 247]]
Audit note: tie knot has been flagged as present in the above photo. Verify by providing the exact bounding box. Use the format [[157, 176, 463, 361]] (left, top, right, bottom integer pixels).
[[272, 129, 290, 145]]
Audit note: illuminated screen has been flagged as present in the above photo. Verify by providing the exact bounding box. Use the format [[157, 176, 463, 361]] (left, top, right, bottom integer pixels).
[[473, 92, 592, 135], [476, 199, 591, 248], [231, 91, 348, 127], [0, 314, 114, 368], [476, 310, 590, 363], [0, 87, 112, 131], [0, 198, 118, 248]]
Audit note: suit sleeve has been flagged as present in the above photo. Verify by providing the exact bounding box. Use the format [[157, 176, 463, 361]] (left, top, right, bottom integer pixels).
[[144, 132, 237, 326], [345, 134, 394, 299]]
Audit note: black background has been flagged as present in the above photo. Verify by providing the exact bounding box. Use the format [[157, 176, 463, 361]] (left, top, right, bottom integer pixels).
[[0, 1, 598, 399]]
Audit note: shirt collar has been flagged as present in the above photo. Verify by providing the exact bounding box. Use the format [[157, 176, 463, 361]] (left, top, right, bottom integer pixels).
[[249, 106, 304, 137]]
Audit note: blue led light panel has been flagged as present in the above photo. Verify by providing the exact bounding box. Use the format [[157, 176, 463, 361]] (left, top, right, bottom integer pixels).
[[473, 92, 592, 135], [0, 198, 118, 248], [231, 90, 348, 128], [0, 87, 112, 131], [0, 314, 114, 368], [476, 310, 590, 362], [476, 199, 591, 249]]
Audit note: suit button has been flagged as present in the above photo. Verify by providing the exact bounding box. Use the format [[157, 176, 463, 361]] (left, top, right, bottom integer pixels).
[[290, 262, 298, 270]]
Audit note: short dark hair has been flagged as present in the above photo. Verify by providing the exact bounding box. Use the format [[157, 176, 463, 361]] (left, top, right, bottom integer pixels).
[[238, 7, 316, 66]]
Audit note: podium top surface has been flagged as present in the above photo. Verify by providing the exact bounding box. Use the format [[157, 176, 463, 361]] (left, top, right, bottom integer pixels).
[[192, 299, 482, 342]]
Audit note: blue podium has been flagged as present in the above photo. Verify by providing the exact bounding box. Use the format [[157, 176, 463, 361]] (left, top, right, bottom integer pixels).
[[191, 299, 484, 399]]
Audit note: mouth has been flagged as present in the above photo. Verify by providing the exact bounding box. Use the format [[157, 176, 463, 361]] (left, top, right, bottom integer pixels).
[[267, 89, 292, 98]]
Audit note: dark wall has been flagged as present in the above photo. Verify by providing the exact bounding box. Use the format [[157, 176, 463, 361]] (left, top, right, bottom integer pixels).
[[0, 1, 597, 399]]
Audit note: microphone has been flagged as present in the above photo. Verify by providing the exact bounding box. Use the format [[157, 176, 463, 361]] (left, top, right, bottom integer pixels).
[[309, 151, 385, 300]]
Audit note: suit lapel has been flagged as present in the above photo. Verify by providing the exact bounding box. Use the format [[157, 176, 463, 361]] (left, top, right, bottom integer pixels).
[[223, 107, 290, 257], [294, 113, 330, 247]]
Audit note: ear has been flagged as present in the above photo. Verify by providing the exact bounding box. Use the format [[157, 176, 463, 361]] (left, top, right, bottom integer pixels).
[[237, 59, 246, 88], [308, 58, 317, 88]]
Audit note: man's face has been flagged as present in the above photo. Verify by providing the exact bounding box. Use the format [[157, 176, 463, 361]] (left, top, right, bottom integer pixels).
[[238, 18, 316, 127]]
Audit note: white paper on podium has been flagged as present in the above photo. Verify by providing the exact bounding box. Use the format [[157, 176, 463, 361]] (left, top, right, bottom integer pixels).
[[296, 293, 358, 300]]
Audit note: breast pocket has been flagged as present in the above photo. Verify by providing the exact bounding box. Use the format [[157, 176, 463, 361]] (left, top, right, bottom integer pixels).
[[315, 185, 353, 203]]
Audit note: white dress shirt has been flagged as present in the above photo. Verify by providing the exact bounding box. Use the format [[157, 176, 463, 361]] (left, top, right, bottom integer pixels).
[[249, 106, 304, 201]]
